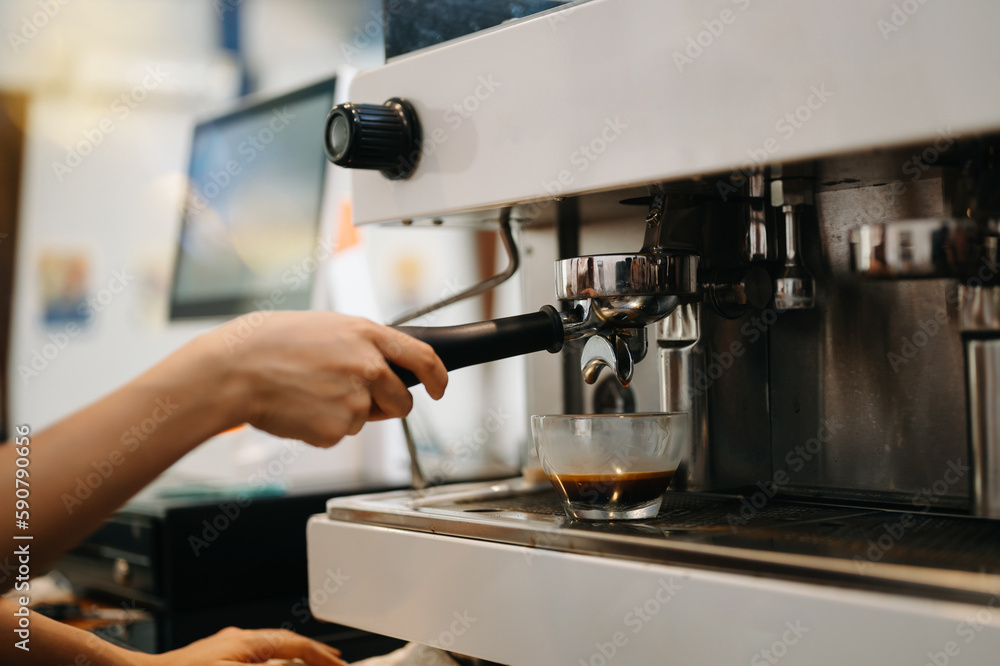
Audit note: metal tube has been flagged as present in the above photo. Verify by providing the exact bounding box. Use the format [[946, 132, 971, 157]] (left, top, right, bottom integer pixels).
[[656, 304, 709, 491], [390, 207, 518, 490], [967, 338, 1000, 518]]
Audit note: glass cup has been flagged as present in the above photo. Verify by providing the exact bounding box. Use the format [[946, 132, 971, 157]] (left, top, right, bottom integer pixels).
[[531, 413, 688, 520]]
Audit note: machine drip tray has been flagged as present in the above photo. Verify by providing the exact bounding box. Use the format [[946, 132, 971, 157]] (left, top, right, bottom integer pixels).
[[326, 479, 1000, 605]]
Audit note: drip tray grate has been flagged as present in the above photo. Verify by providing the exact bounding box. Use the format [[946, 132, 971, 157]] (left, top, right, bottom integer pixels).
[[326, 481, 1000, 604]]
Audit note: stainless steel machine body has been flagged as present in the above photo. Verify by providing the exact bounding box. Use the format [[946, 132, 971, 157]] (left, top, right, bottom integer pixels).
[[517, 157, 987, 508]]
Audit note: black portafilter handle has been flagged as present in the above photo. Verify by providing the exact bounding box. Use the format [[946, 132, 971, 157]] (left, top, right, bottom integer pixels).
[[390, 306, 564, 388]]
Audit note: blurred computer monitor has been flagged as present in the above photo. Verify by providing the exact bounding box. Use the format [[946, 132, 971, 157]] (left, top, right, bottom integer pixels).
[[169, 77, 336, 319]]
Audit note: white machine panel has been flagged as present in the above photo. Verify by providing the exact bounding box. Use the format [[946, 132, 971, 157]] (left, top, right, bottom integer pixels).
[[308, 516, 1000, 665], [348, 0, 1000, 224]]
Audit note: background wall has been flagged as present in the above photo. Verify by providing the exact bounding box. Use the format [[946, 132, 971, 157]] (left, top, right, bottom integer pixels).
[[0, 0, 531, 494]]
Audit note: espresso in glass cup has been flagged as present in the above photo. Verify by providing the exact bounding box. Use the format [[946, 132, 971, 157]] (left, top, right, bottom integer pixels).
[[531, 413, 687, 520]]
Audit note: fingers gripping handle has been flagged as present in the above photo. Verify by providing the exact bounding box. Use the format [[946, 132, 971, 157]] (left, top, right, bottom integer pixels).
[[390, 306, 564, 388]]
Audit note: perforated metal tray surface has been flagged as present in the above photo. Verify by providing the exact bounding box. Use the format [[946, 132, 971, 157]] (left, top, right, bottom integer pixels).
[[325, 480, 1000, 605]]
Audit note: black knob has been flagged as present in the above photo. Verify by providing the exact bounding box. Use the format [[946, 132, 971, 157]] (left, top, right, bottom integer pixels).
[[323, 97, 421, 180]]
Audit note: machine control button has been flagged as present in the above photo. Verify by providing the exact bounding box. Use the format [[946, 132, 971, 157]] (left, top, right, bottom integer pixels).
[[323, 97, 421, 179]]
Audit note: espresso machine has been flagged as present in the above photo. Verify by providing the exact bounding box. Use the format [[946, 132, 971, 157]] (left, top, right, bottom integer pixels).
[[307, 1, 1000, 663]]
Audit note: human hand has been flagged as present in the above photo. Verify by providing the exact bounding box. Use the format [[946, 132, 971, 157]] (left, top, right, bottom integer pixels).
[[215, 311, 448, 446], [137, 626, 346, 665]]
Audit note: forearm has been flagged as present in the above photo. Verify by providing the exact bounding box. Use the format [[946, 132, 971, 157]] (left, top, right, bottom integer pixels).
[[0, 310, 448, 597], [0, 333, 243, 586], [0, 598, 134, 665]]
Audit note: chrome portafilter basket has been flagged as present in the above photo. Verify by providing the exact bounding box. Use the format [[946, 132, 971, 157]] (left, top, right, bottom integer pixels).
[[555, 251, 700, 386]]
